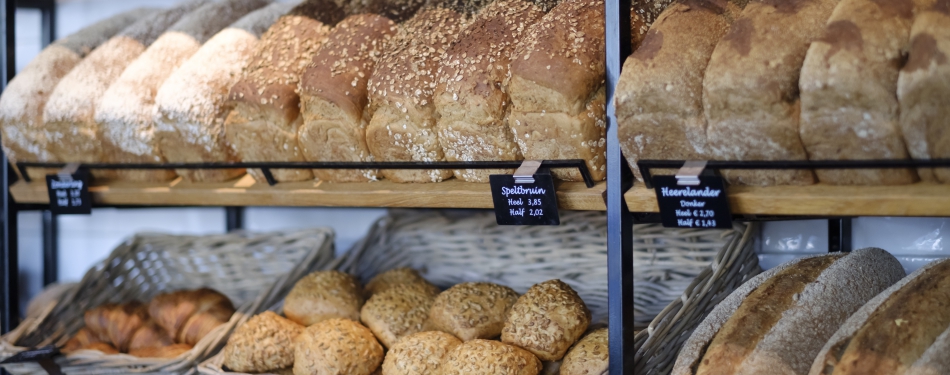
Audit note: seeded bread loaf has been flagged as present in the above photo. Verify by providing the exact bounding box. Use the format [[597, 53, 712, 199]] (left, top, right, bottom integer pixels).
[[96, 0, 269, 182], [360, 283, 438, 348], [798, 0, 921, 185], [296, 14, 397, 182], [501, 280, 591, 361], [222, 311, 303, 373], [897, 3, 950, 183], [381, 331, 462, 375], [560, 328, 609, 375], [154, 2, 289, 182], [616, 0, 746, 182], [441, 339, 542, 375], [0, 8, 149, 180], [283, 270, 365, 326], [434, 0, 544, 183], [703, 0, 837, 186], [427, 282, 519, 341], [672, 248, 905, 375], [293, 318, 384, 375], [363, 267, 440, 299]]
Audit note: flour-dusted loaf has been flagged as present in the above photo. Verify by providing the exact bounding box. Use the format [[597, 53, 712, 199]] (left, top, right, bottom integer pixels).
[[381, 331, 462, 375], [293, 318, 384, 375], [283, 270, 365, 326], [224, 0, 343, 183], [672, 248, 905, 375], [897, 4, 950, 183], [0, 8, 149, 180], [808, 258, 950, 375], [704, 0, 837, 186], [96, 0, 269, 182], [364, 7, 466, 183], [502, 280, 591, 361], [296, 14, 396, 182], [798, 0, 921, 185], [222, 311, 303, 373], [427, 282, 520, 341], [434, 0, 544, 183], [441, 339, 542, 375], [616, 0, 746, 181], [154, 2, 289, 182], [560, 328, 608, 375], [360, 283, 438, 348]]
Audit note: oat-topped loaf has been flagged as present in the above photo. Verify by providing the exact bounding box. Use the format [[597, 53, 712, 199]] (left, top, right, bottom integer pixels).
[[96, 0, 269, 182], [434, 0, 544, 183], [225, 0, 343, 183], [0, 8, 149, 180], [296, 13, 397, 182], [154, 2, 289, 182]]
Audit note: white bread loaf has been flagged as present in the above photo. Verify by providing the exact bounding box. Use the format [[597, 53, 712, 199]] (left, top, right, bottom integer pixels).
[[96, 0, 270, 182], [808, 258, 950, 375], [703, 0, 837, 186], [154, 2, 289, 182], [296, 14, 397, 182], [672, 248, 905, 375], [363, 7, 466, 183], [0, 9, 149, 180], [225, 0, 343, 183], [616, 0, 746, 182], [433, 0, 544, 183], [798, 0, 921, 185], [897, 4, 950, 183]]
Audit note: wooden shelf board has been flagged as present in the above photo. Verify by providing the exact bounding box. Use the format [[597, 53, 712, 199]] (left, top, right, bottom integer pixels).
[[11, 175, 607, 211], [625, 182, 950, 216]]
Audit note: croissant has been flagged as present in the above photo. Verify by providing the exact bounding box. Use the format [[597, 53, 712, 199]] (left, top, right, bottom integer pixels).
[[62, 328, 103, 354], [128, 343, 193, 358], [129, 320, 174, 351], [77, 342, 119, 354], [83, 302, 149, 352], [148, 288, 235, 346]]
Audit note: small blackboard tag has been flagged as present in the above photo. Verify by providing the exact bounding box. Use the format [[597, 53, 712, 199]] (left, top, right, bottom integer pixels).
[[653, 175, 732, 229], [46, 170, 91, 215], [490, 172, 559, 225]]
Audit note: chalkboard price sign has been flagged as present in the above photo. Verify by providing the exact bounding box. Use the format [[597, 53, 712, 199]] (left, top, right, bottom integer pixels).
[[46, 170, 91, 215], [653, 175, 732, 229], [490, 171, 559, 225]]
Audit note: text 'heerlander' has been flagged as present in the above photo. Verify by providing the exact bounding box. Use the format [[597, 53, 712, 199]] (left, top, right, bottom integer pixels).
[[659, 186, 722, 198]]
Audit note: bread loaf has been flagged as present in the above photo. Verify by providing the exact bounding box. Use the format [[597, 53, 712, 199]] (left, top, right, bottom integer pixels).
[[363, 267, 439, 298], [381, 331, 462, 375], [147, 288, 236, 346], [616, 0, 746, 181], [427, 282, 519, 341], [560, 328, 608, 375], [808, 258, 950, 375], [672, 248, 905, 375], [798, 0, 921, 185], [441, 339, 542, 375], [360, 283, 438, 348], [96, 0, 269, 182], [434, 0, 544, 183], [283, 270, 365, 326], [296, 14, 397, 182], [154, 2, 289, 182], [501, 280, 591, 361], [222, 311, 304, 373], [293, 318, 384, 375], [897, 4, 950, 183], [704, 0, 837, 186], [0, 9, 149, 180], [363, 7, 466, 183]]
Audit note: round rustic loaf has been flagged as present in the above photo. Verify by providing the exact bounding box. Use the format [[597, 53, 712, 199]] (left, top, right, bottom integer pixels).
[[502, 279, 591, 361], [441, 339, 542, 375], [284, 270, 365, 326], [293, 318, 384, 375], [222, 311, 303, 373], [428, 282, 519, 341], [360, 283, 439, 348], [381, 331, 462, 375], [363, 267, 440, 298], [560, 328, 608, 375]]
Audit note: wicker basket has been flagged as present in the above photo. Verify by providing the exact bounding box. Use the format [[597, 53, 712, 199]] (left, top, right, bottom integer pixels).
[[633, 222, 761, 375], [0, 228, 337, 375]]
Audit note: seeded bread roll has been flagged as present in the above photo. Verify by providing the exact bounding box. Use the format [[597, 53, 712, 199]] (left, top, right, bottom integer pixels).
[[672, 248, 905, 375], [703, 0, 837, 186], [293, 318, 384, 375], [283, 270, 365, 326], [616, 0, 746, 181], [897, 4, 950, 183], [441, 339, 542, 375], [222, 311, 304, 373], [154, 2, 288, 182], [381, 331, 462, 375], [360, 283, 438, 348], [296, 14, 397, 182], [0, 8, 150, 180], [96, 0, 269, 182], [428, 282, 519, 341], [364, 267, 440, 298], [502, 280, 591, 361], [798, 0, 921, 185], [560, 328, 608, 375], [433, 0, 544, 183]]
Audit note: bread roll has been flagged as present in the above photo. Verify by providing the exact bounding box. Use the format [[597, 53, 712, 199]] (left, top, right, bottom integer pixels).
[[560, 328, 608, 375], [62, 328, 104, 354], [283, 270, 365, 326], [428, 282, 519, 341], [128, 320, 173, 352], [128, 343, 193, 358], [360, 283, 438, 348], [293, 318, 384, 375], [363, 267, 439, 298], [441, 339, 542, 375], [434, 0, 544, 183], [362, 8, 465, 183], [381, 331, 462, 375], [154, 2, 289, 182], [295, 14, 397, 182], [223, 311, 304, 373], [616, 0, 745, 181], [798, 0, 921, 185], [897, 5, 950, 183], [672, 248, 905, 375], [147, 288, 236, 345], [808, 258, 950, 375], [224, 1, 344, 183], [96, 0, 269, 182], [0, 8, 150, 180], [704, 0, 837, 186], [502, 280, 591, 361]]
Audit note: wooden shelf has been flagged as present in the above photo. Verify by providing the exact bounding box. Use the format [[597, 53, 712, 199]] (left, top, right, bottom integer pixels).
[[625, 182, 950, 216], [11, 174, 606, 211]]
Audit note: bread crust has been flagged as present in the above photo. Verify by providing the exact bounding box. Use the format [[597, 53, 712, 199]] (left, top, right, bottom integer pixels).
[[428, 282, 519, 341], [560, 328, 609, 375], [293, 318, 384, 375], [381, 331, 462, 375], [223, 311, 304, 373], [363, 267, 440, 298], [360, 283, 438, 348], [441, 339, 542, 375], [283, 270, 365, 326], [501, 280, 591, 361]]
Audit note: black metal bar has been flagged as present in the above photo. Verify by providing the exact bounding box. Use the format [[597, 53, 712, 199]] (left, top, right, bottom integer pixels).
[[828, 219, 841, 252], [40, 2, 54, 47], [225, 207, 244, 232], [640, 164, 654, 189], [41, 210, 57, 285], [638, 158, 950, 171], [1, 0, 17, 340], [260, 168, 277, 186]]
